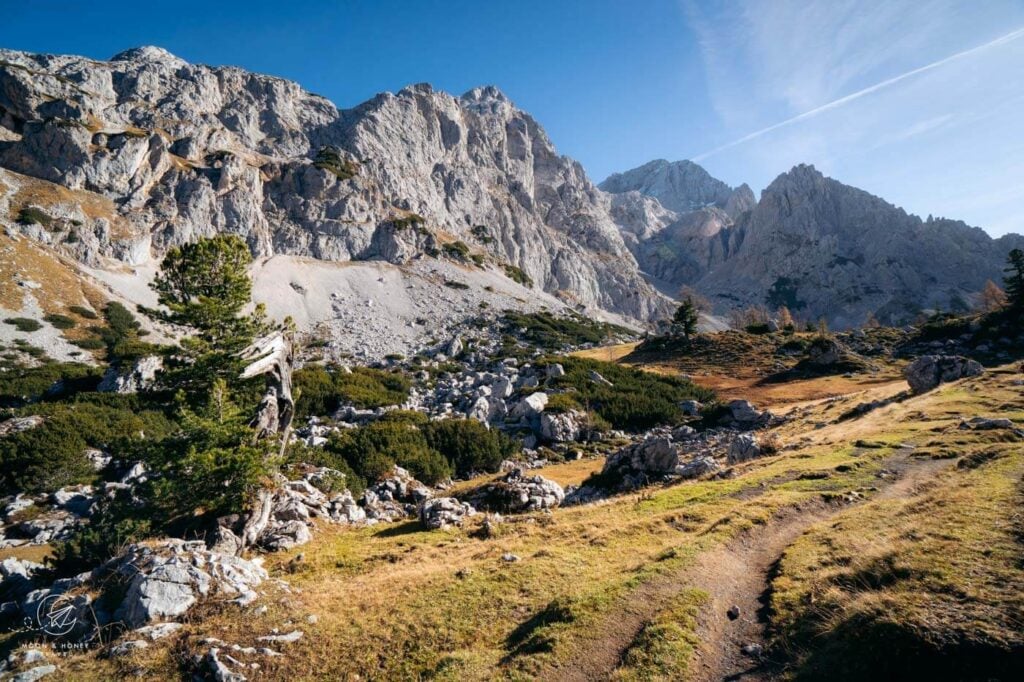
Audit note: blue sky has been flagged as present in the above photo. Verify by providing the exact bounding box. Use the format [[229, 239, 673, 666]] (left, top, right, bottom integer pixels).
[[2, 0, 1022, 236]]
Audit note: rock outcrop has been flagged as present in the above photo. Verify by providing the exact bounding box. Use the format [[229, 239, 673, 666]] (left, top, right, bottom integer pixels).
[[904, 355, 984, 394], [0, 47, 669, 323]]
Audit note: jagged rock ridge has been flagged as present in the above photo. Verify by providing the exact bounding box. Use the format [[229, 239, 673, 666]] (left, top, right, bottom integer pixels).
[[0, 46, 670, 322], [603, 160, 1024, 326]]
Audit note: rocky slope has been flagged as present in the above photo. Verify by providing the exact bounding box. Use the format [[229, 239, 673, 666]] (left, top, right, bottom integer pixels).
[[604, 160, 1024, 326], [0, 46, 670, 326]]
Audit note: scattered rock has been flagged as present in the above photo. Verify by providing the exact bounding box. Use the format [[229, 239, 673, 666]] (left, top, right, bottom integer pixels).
[[727, 433, 761, 464], [470, 468, 565, 513], [904, 355, 983, 394], [420, 497, 476, 530], [727, 605, 741, 620]]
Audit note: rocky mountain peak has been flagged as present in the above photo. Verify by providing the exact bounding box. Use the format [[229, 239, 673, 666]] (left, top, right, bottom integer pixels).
[[109, 45, 187, 67], [599, 158, 746, 216]]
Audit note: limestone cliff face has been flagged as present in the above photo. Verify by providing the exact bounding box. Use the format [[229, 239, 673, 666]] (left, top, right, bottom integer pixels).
[[604, 161, 1024, 326], [0, 47, 669, 322]]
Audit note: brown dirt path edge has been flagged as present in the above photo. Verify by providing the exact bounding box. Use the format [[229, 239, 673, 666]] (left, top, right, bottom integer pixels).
[[537, 452, 951, 682]]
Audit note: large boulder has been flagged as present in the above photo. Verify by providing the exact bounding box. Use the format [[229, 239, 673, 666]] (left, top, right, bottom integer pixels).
[[419, 497, 476, 529], [111, 540, 268, 628], [508, 392, 548, 420], [539, 409, 588, 442], [727, 433, 761, 464], [360, 467, 432, 522], [904, 355, 984, 394], [597, 434, 720, 492], [471, 468, 565, 513], [97, 356, 163, 394], [721, 400, 774, 428]]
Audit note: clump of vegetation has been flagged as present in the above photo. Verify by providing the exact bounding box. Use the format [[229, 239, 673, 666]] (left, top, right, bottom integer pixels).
[[445, 279, 470, 290], [391, 213, 426, 230], [16, 206, 53, 228], [422, 418, 519, 478], [501, 311, 633, 351], [672, 298, 699, 340], [294, 365, 411, 418], [313, 146, 358, 180], [471, 225, 494, 244], [44, 313, 76, 330], [443, 240, 471, 261], [542, 356, 714, 430], [98, 301, 156, 361], [69, 305, 99, 320], [504, 264, 533, 287], [324, 419, 451, 485], [0, 397, 174, 495], [321, 415, 515, 486], [71, 337, 105, 350], [0, 360, 101, 407], [4, 317, 43, 333], [1004, 248, 1024, 311]]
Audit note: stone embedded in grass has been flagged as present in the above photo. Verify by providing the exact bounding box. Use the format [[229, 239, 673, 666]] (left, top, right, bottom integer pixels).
[[903, 355, 983, 394], [727, 433, 761, 464], [420, 497, 476, 530]]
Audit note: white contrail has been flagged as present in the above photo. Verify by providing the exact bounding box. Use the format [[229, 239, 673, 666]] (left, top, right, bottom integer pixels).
[[693, 25, 1024, 161]]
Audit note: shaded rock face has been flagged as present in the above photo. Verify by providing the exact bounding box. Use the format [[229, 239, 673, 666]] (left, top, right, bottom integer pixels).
[[904, 355, 984, 394], [0, 48, 669, 322], [603, 160, 1024, 327]]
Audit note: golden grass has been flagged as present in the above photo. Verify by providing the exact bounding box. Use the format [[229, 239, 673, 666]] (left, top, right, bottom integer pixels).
[[9, 351, 1022, 680]]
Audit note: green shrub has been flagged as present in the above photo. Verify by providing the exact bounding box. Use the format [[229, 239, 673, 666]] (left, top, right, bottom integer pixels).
[[391, 213, 426, 230], [422, 418, 518, 478], [69, 305, 99, 320], [49, 493, 153, 578], [0, 399, 176, 495], [745, 323, 772, 334], [501, 311, 633, 350], [4, 317, 42, 332], [325, 421, 452, 485], [284, 442, 366, 497], [542, 357, 714, 431], [503, 264, 533, 288], [443, 240, 470, 260], [294, 365, 411, 418], [470, 225, 493, 243], [99, 301, 155, 360], [313, 147, 358, 180], [16, 206, 53, 228], [0, 360, 101, 407], [71, 337, 105, 350], [44, 313, 76, 330], [545, 392, 583, 414], [445, 280, 470, 290]]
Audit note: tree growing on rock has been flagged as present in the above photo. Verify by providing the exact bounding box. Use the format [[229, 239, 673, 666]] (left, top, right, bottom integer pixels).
[[673, 298, 699, 340], [1004, 249, 1024, 311]]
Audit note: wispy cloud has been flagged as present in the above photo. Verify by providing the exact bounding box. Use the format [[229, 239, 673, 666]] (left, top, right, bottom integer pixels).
[[682, 0, 1024, 236], [693, 26, 1024, 161]]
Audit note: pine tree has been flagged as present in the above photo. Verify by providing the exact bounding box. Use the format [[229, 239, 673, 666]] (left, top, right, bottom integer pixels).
[[673, 298, 699, 340], [149, 235, 269, 400], [1004, 249, 1024, 310]]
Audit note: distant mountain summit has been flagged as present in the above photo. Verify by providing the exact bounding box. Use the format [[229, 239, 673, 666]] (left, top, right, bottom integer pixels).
[[603, 161, 1023, 326], [600, 159, 755, 217]]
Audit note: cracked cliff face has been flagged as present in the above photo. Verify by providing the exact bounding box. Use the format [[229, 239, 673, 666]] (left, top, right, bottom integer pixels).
[[0, 47, 671, 322]]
